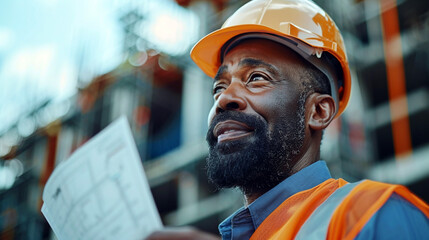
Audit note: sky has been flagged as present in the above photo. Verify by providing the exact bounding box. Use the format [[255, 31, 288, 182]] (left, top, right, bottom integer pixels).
[[0, 0, 123, 133], [0, 0, 199, 136]]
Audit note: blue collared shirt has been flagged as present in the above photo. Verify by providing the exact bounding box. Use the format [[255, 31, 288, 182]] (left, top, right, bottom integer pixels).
[[218, 161, 429, 240]]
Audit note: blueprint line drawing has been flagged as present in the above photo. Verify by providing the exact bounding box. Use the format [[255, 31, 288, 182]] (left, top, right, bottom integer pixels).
[[42, 117, 163, 240]]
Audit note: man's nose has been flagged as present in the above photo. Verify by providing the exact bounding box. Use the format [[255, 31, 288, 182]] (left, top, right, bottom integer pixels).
[[216, 82, 247, 114]]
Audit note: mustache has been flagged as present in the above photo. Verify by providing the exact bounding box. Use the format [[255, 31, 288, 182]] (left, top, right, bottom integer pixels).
[[206, 111, 266, 144]]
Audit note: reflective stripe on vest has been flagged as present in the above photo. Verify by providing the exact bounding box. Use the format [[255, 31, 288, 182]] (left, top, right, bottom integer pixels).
[[295, 180, 364, 240]]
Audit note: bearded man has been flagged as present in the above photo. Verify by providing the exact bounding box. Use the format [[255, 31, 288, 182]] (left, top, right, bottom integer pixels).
[[147, 0, 429, 239]]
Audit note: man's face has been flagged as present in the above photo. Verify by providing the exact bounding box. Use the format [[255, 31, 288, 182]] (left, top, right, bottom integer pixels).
[[206, 39, 310, 195]]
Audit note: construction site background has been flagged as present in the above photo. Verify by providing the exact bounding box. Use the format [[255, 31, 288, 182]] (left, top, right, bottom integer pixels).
[[0, 0, 428, 239]]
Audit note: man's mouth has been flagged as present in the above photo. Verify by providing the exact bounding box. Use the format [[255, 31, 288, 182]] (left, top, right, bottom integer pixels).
[[213, 120, 254, 143]]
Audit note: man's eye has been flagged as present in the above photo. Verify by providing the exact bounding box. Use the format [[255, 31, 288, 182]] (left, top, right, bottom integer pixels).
[[213, 86, 225, 95], [248, 73, 268, 82]]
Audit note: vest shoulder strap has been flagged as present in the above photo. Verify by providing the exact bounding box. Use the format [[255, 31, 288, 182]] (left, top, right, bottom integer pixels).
[[295, 181, 363, 240], [250, 178, 348, 240], [327, 180, 429, 240]]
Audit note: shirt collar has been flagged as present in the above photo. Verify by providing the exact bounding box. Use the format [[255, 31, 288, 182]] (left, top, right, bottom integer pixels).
[[247, 160, 331, 229]]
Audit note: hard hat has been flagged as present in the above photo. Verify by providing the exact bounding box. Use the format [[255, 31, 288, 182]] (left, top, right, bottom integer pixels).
[[190, 0, 351, 117]]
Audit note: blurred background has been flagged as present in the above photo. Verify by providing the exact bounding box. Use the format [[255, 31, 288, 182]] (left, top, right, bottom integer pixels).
[[0, 0, 428, 239]]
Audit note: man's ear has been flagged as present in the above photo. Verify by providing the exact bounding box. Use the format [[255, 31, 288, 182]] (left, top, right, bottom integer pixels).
[[306, 93, 336, 131]]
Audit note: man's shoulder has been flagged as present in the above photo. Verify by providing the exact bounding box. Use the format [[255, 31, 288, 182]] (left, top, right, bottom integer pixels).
[[355, 192, 429, 239], [327, 179, 429, 239]]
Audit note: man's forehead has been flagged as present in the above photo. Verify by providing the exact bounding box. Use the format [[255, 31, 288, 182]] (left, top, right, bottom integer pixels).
[[214, 57, 281, 81]]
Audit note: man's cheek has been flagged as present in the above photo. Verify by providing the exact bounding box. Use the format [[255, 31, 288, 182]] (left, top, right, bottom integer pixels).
[[207, 105, 217, 127]]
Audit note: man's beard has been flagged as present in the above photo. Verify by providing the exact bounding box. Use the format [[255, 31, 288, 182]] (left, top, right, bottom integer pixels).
[[205, 99, 306, 196]]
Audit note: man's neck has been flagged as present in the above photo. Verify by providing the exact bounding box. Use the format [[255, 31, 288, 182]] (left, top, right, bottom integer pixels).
[[290, 133, 321, 175], [244, 193, 262, 206], [243, 139, 321, 205]]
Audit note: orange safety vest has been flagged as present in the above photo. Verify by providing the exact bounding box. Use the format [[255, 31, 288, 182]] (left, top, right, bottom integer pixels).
[[250, 178, 429, 240]]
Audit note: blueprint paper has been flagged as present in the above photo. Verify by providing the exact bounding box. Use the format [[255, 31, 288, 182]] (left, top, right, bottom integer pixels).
[[42, 116, 162, 240]]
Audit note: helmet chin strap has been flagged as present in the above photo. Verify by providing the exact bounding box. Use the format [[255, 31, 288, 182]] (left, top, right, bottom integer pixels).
[[221, 33, 341, 115]]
